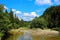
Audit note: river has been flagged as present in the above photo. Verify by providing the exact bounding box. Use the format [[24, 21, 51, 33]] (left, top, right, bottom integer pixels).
[[7, 28, 60, 40]]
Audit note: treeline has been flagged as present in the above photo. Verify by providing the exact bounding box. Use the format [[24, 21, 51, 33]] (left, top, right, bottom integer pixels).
[[30, 5, 60, 31], [0, 4, 30, 40]]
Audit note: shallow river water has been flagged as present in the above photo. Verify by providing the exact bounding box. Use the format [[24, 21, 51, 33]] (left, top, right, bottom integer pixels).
[[7, 29, 60, 40]]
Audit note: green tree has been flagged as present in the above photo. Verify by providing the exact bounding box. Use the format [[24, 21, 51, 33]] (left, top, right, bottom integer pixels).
[[43, 5, 60, 29], [14, 15, 20, 28], [0, 4, 4, 12], [30, 17, 48, 29], [0, 4, 11, 39], [9, 9, 14, 29], [19, 19, 25, 27]]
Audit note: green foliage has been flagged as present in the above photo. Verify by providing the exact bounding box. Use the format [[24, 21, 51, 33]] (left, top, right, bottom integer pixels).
[[0, 32, 4, 37], [43, 5, 60, 29], [30, 17, 48, 29], [0, 4, 25, 39], [30, 5, 60, 30], [0, 4, 4, 12]]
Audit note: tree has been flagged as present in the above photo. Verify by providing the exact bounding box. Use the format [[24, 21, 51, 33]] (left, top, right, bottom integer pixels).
[[30, 17, 48, 29], [19, 19, 25, 27], [0, 4, 10, 39], [0, 4, 4, 12], [0, 4, 26, 40], [43, 5, 60, 29], [9, 9, 14, 29], [14, 15, 20, 28]]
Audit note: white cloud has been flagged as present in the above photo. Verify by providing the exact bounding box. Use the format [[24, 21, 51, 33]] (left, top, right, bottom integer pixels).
[[22, 17, 29, 21], [24, 12, 38, 17], [3, 6, 37, 21], [35, 0, 60, 5], [12, 9, 22, 14], [30, 12, 37, 17], [35, 0, 52, 5], [24, 13, 30, 17], [22, 17, 34, 21], [12, 9, 16, 12], [15, 11, 22, 14], [23, 12, 39, 21], [30, 18, 34, 20], [4, 6, 8, 10]]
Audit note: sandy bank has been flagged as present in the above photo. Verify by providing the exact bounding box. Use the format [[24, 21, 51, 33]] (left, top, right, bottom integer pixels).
[[9, 28, 60, 36]]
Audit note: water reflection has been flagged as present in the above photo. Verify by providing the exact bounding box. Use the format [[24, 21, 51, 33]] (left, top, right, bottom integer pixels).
[[17, 31, 32, 40]]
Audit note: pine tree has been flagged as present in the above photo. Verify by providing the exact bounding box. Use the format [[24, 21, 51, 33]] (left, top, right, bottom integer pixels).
[[9, 9, 14, 28]]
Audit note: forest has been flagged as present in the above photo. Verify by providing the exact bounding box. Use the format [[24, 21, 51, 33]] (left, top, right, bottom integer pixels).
[[0, 4, 60, 40]]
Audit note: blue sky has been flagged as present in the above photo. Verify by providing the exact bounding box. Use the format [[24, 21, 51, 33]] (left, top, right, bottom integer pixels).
[[0, 0, 60, 21]]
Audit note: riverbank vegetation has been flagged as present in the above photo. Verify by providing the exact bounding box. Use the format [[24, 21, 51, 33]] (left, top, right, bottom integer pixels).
[[0, 4, 60, 40]]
